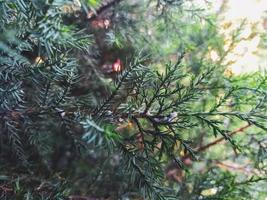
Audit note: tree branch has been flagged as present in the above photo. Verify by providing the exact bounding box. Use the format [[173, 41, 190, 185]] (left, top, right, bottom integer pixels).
[[87, 0, 123, 20], [194, 123, 251, 154]]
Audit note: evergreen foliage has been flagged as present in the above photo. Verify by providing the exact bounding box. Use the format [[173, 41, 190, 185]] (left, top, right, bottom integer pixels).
[[0, 0, 266, 199]]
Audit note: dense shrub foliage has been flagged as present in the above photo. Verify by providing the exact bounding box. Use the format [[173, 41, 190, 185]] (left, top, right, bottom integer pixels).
[[0, 0, 266, 199]]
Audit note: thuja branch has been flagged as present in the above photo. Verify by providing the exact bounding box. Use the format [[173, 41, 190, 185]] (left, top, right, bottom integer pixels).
[[92, 64, 135, 117], [143, 53, 185, 114]]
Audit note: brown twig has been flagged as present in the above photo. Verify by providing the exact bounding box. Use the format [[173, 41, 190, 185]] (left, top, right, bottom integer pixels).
[[166, 124, 252, 181], [194, 123, 251, 154], [214, 160, 261, 175], [169, 124, 251, 166]]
